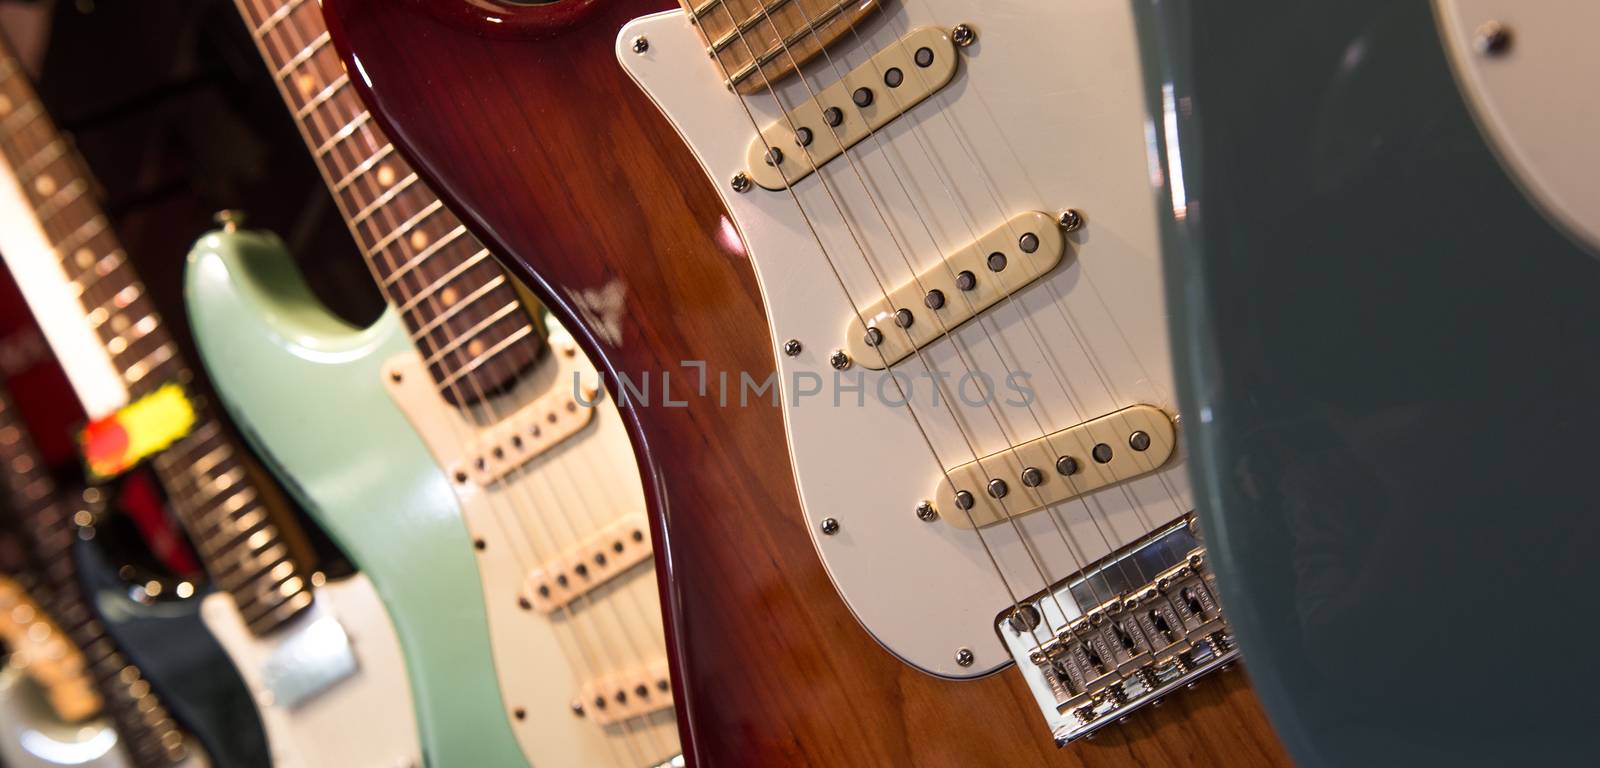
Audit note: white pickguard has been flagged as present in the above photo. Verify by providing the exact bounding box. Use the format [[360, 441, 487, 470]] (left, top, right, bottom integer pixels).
[[383, 330, 680, 768], [199, 576, 419, 768], [1435, 1, 1600, 253], [620, 3, 1189, 677]]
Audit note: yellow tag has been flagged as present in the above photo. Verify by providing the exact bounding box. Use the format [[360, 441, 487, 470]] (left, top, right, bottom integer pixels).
[[81, 383, 196, 480]]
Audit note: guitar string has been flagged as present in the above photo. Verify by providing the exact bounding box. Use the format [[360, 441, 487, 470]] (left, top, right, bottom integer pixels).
[[821, 8, 1179, 580], [712, 0, 1152, 649], [706, 2, 1069, 657], [247, 3, 663, 761], [773, 0, 1155, 613]]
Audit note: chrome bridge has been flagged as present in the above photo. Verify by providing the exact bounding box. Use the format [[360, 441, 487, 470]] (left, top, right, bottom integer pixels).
[[996, 515, 1237, 746]]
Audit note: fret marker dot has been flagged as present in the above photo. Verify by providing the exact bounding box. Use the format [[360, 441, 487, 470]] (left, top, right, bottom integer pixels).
[[34, 176, 55, 196], [110, 315, 129, 334], [74, 248, 95, 268], [296, 73, 317, 97], [440, 287, 459, 306], [409, 231, 430, 250], [468, 340, 486, 357], [376, 164, 396, 187]]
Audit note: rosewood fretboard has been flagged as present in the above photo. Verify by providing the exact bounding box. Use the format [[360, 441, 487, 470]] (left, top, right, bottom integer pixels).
[[237, 0, 543, 405], [0, 44, 313, 636], [0, 385, 188, 768]]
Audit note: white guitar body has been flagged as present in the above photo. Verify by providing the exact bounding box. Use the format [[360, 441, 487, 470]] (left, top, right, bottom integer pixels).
[[198, 576, 420, 768], [382, 326, 681, 768], [0, 664, 127, 768], [621, 2, 1189, 678]]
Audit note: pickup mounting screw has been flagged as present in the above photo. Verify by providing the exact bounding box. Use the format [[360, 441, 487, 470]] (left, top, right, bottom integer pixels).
[[1058, 208, 1085, 231], [955, 647, 975, 666], [820, 517, 840, 535], [731, 172, 753, 193], [631, 36, 649, 54], [915, 500, 938, 522], [951, 24, 977, 48], [829, 350, 852, 370], [1474, 20, 1511, 56], [783, 339, 803, 356], [1129, 431, 1151, 451]]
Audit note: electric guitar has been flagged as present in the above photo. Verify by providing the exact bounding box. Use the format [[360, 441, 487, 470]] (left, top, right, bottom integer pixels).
[[319, 0, 1286, 763], [0, 37, 419, 768], [0, 383, 202, 768], [0, 574, 128, 768], [184, 1, 682, 765], [1148, 1, 1600, 765]]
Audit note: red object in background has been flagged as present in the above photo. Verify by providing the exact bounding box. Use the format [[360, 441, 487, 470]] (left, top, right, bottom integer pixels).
[[0, 265, 201, 577]]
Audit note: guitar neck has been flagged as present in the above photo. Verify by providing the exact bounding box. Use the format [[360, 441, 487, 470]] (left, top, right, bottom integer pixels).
[[236, 0, 543, 404], [0, 386, 189, 768], [0, 41, 313, 635]]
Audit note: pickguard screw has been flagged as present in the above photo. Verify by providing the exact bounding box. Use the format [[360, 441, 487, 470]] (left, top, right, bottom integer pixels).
[[783, 339, 803, 356], [829, 350, 852, 370], [820, 517, 840, 535], [955, 647, 975, 666], [1474, 21, 1511, 56], [915, 500, 938, 522], [731, 172, 753, 193], [1058, 208, 1085, 231], [1129, 431, 1151, 451], [631, 36, 649, 54], [951, 24, 977, 48]]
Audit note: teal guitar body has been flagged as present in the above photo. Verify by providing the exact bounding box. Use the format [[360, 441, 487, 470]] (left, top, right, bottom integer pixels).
[[183, 228, 525, 767], [1143, 1, 1600, 765]]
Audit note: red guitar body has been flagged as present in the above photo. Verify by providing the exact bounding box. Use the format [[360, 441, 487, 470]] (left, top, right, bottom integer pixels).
[[321, 2, 1285, 764]]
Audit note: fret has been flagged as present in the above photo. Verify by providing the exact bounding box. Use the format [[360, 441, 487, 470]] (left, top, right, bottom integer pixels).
[[274, 32, 332, 79], [56, 214, 108, 253], [398, 247, 487, 313], [253, 0, 308, 39], [370, 200, 447, 262], [121, 343, 175, 386], [707, 0, 798, 54], [0, 99, 40, 136], [295, 72, 350, 119], [439, 325, 538, 390], [333, 143, 394, 192], [424, 302, 524, 366], [691, 0, 723, 20], [414, 274, 507, 337], [314, 112, 370, 157], [350, 171, 418, 225], [32, 177, 85, 220], [16, 137, 65, 178]]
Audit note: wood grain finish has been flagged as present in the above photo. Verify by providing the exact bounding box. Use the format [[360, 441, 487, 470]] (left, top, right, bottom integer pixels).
[[320, 2, 1288, 764]]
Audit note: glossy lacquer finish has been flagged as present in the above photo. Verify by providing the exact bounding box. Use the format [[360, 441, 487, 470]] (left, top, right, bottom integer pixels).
[[323, 2, 1283, 764], [182, 229, 524, 766], [1148, 1, 1600, 765]]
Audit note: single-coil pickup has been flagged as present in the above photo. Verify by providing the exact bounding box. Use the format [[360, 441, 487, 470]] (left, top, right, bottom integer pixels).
[[846, 211, 1065, 370], [523, 515, 654, 614], [572, 658, 674, 727], [460, 342, 597, 485], [744, 25, 958, 191], [935, 405, 1175, 529]]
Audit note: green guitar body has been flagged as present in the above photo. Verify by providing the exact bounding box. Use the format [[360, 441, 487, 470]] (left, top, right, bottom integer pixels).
[[183, 228, 525, 767]]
